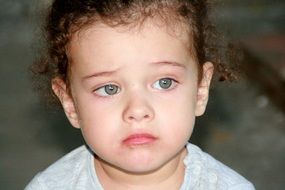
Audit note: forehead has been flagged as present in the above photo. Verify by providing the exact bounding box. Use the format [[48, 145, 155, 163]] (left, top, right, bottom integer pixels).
[[67, 18, 195, 72], [69, 16, 192, 50]]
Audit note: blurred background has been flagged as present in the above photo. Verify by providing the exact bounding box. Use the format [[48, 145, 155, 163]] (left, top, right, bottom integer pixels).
[[0, 0, 284, 189]]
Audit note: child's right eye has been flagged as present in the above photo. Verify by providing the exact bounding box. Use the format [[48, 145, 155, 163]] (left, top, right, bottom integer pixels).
[[94, 84, 121, 97]]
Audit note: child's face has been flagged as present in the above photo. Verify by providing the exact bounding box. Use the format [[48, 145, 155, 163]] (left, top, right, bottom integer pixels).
[[53, 20, 213, 174]]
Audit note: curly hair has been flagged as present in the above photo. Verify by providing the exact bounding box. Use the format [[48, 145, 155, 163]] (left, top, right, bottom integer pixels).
[[31, 0, 238, 105]]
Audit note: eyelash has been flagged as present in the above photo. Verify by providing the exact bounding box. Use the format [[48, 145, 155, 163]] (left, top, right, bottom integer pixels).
[[93, 77, 179, 97]]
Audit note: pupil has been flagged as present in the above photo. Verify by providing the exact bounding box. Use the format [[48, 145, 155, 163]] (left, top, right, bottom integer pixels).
[[105, 85, 118, 95], [159, 78, 172, 89]]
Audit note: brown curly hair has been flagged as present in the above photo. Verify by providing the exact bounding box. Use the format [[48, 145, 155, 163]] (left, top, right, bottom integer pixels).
[[32, 0, 238, 105]]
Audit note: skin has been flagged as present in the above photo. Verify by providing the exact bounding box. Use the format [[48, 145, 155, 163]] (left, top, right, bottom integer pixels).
[[52, 19, 213, 190]]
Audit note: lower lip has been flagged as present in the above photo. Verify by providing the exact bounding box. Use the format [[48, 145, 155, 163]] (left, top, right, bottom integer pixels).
[[123, 134, 157, 146]]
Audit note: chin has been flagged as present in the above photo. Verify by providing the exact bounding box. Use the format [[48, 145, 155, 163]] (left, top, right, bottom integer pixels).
[[115, 157, 168, 175], [120, 164, 164, 175]]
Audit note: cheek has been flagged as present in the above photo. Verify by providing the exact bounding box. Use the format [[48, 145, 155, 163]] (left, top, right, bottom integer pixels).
[[75, 92, 118, 124], [163, 108, 195, 136], [78, 107, 121, 156], [75, 96, 121, 142], [157, 91, 197, 136]]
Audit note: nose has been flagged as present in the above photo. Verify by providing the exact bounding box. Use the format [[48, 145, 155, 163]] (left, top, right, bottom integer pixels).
[[122, 94, 154, 123]]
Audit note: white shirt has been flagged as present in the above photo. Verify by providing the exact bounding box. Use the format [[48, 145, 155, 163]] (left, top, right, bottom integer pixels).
[[25, 143, 255, 190]]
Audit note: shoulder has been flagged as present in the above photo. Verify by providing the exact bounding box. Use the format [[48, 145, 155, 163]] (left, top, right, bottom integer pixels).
[[25, 145, 93, 190], [183, 143, 255, 190]]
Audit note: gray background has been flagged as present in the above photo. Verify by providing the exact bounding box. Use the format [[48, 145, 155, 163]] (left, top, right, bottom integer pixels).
[[0, 0, 284, 189]]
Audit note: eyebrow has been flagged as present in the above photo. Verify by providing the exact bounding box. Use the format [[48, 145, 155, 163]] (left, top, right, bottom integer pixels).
[[82, 68, 120, 81], [82, 61, 186, 81], [150, 61, 187, 69]]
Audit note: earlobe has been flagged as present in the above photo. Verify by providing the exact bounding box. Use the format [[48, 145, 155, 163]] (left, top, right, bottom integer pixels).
[[195, 62, 214, 116], [51, 77, 81, 128]]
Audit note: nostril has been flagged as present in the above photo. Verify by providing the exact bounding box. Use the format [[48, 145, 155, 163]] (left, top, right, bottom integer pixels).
[[144, 115, 150, 119], [123, 105, 154, 122], [127, 114, 150, 122]]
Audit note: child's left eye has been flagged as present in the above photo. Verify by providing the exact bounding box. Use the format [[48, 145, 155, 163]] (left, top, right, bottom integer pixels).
[[152, 78, 177, 90]]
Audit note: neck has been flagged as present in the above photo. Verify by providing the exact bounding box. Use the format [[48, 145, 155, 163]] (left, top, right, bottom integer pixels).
[[94, 148, 187, 190]]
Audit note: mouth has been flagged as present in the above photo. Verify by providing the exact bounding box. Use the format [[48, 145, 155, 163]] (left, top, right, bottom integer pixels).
[[122, 133, 158, 146]]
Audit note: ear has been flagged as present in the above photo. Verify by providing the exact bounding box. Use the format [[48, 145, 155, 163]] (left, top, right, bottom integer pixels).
[[195, 62, 214, 116], [51, 77, 80, 128]]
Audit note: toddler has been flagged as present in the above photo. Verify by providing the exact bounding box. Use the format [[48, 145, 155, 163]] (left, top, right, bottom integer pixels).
[[26, 0, 255, 189]]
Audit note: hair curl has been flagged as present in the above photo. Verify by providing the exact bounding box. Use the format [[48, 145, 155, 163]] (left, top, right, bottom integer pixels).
[[31, 0, 239, 105]]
